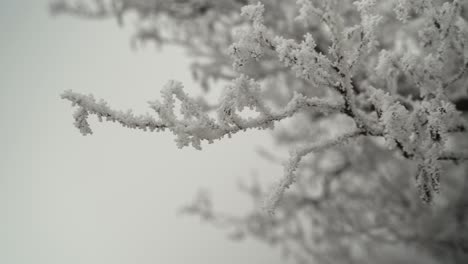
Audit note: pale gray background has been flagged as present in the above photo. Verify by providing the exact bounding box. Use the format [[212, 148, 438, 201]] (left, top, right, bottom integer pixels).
[[0, 1, 290, 263]]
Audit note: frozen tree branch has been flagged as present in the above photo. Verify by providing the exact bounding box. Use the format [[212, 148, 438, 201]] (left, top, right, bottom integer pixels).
[[264, 130, 366, 214], [62, 76, 344, 149]]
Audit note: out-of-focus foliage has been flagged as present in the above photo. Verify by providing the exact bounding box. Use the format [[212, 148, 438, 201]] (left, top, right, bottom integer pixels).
[[56, 0, 468, 263]]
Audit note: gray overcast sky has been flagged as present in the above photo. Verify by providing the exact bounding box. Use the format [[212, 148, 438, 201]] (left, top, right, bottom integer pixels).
[[0, 1, 290, 263]]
